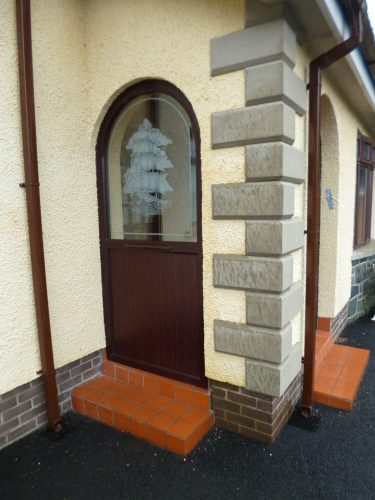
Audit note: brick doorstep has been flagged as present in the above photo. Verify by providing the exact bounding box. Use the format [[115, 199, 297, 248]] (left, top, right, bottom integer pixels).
[[71, 356, 214, 456], [313, 337, 370, 411]]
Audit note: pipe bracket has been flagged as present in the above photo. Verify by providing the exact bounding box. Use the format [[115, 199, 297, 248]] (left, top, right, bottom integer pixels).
[[19, 182, 40, 188]]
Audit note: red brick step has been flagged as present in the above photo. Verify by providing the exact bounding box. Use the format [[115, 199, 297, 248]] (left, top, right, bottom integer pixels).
[[72, 352, 214, 455], [313, 331, 370, 411]]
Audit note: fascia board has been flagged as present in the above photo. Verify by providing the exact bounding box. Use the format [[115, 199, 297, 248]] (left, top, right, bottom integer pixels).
[[316, 0, 375, 113]]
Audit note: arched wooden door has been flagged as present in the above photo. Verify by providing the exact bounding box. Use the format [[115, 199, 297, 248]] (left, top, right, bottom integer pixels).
[[96, 80, 205, 387]]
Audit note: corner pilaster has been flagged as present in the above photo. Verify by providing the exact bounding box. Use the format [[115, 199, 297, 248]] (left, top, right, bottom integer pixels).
[[210, 16, 306, 404]]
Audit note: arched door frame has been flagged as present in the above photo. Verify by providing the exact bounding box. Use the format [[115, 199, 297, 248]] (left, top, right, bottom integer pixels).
[[96, 79, 205, 386]]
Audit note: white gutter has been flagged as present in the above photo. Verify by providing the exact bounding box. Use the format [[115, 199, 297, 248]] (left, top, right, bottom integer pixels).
[[316, 0, 375, 112]]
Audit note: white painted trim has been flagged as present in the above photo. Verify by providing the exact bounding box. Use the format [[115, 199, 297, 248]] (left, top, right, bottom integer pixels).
[[316, 0, 375, 111]]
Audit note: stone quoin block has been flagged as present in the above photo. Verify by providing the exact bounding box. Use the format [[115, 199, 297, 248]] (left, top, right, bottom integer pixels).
[[211, 102, 295, 148], [246, 282, 303, 328], [245, 60, 306, 115], [212, 182, 295, 219], [245, 218, 304, 256], [245, 342, 302, 397], [210, 19, 296, 76], [245, 142, 305, 184], [213, 254, 293, 293], [214, 320, 292, 363]]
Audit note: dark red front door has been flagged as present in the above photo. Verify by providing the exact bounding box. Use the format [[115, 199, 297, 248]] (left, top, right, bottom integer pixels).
[[96, 80, 205, 387]]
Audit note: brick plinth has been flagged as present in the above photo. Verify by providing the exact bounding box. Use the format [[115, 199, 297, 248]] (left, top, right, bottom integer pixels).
[[210, 373, 301, 443], [0, 350, 102, 450]]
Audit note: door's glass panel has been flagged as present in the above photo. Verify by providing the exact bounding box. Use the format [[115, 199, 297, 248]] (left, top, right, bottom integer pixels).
[[107, 92, 197, 242]]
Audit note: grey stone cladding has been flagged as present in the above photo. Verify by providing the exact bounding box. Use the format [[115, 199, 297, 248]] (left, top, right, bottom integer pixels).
[[0, 350, 102, 450], [213, 254, 293, 292], [245, 142, 305, 183], [212, 182, 295, 219], [210, 15, 305, 408], [214, 320, 292, 363], [245, 219, 304, 256], [210, 19, 296, 76], [246, 282, 303, 329], [245, 342, 302, 397], [245, 61, 306, 115], [211, 102, 295, 148], [348, 255, 375, 322]]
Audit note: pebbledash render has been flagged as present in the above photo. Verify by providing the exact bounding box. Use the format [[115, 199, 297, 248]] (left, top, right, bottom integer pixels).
[[1, 0, 374, 450]]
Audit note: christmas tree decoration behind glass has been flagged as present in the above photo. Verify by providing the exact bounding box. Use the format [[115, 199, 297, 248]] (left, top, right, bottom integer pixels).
[[107, 93, 197, 242]]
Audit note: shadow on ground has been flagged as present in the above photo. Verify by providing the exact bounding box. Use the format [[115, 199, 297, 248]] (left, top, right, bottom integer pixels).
[[1, 316, 375, 500]]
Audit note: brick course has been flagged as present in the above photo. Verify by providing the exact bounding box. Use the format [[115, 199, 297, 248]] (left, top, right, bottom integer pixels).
[[0, 350, 102, 450], [210, 373, 301, 443]]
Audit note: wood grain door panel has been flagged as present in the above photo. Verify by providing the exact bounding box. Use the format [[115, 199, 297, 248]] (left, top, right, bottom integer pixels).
[[109, 249, 203, 383]]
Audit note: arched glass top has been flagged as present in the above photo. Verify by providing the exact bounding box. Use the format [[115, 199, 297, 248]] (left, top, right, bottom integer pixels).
[[106, 92, 197, 242]]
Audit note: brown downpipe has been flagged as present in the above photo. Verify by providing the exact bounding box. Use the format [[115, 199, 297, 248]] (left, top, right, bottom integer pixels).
[[16, 0, 62, 431], [302, 0, 364, 416]]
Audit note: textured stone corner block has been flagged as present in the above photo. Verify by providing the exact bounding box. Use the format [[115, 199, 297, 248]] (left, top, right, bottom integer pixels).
[[245, 342, 302, 397], [246, 282, 303, 328], [212, 182, 294, 219], [212, 102, 295, 148], [214, 320, 292, 363], [213, 254, 293, 292], [245, 218, 304, 255], [245, 61, 306, 116], [245, 142, 305, 184], [210, 19, 296, 76]]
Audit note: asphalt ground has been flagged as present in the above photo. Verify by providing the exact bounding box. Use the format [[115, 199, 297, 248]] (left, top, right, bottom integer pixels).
[[1, 315, 374, 500]]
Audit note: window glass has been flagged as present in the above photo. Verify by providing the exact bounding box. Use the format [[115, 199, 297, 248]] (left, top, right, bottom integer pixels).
[[355, 133, 374, 247], [364, 143, 371, 161], [106, 93, 197, 242], [359, 166, 367, 196]]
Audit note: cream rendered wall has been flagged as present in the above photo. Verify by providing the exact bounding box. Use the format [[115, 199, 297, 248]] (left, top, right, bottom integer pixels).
[[29, 0, 106, 380], [83, 0, 246, 386], [320, 76, 374, 317], [294, 44, 374, 321], [0, 0, 245, 394], [2, 0, 372, 395], [0, 1, 41, 394], [290, 45, 308, 347], [1, 0, 107, 394], [318, 94, 340, 319], [82, 3, 373, 383], [291, 43, 374, 335]]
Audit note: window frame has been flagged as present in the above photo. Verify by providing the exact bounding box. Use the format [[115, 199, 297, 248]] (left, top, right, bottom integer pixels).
[[354, 132, 375, 248]]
